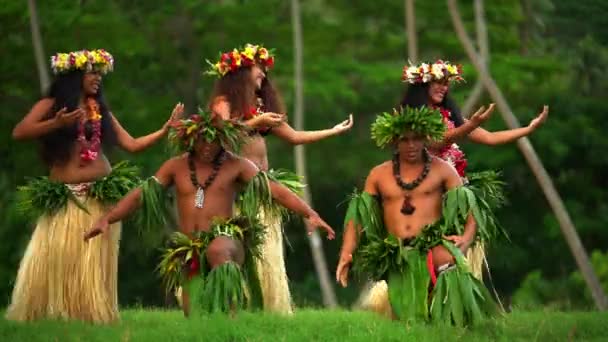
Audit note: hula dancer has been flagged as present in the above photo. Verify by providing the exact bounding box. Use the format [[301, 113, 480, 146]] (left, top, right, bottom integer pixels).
[[7, 49, 181, 324], [206, 44, 353, 314], [84, 110, 334, 317], [336, 106, 502, 326], [356, 60, 547, 314], [401, 60, 547, 277]]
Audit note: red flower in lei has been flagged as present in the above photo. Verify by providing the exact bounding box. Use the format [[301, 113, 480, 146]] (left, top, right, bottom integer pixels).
[[430, 106, 468, 177], [78, 97, 102, 164]]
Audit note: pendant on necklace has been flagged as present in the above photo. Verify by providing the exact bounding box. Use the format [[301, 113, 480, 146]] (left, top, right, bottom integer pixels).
[[194, 187, 205, 209], [401, 195, 415, 215]]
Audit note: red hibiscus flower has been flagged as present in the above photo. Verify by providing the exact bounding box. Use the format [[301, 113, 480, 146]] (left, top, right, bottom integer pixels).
[[265, 56, 275, 68]]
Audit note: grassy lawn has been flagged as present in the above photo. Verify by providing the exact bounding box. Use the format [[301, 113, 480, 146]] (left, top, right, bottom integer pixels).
[[1, 308, 607, 341]]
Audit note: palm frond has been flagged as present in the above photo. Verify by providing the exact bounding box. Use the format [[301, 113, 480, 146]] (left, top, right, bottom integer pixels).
[[15, 177, 83, 221], [90, 161, 141, 204], [135, 177, 175, 245]]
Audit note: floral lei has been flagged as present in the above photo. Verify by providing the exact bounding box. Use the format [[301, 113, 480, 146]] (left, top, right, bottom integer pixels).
[[205, 44, 275, 78], [402, 60, 464, 84], [51, 49, 114, 75], [432, 106, 468, 177], [78, 98, 103, 163]]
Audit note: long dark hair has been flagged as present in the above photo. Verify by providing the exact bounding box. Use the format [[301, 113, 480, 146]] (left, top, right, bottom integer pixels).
[[399, 83, 464, 126], [257, 75, 285, 113], [209, 67, 257, 118], [40, 70, 117, 166]]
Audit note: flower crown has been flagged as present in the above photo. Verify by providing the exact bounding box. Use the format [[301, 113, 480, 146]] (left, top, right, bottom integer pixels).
[[205, 44, 275, 78], [50, 49, 114, 75], [402, 60, 463, 84], [168, 110, 246, 153], [371, 106, 447, 148]]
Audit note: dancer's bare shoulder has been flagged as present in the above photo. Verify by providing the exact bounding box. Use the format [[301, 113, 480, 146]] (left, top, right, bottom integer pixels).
[[152, 155, 187, 187], [363, 161, 393, 194], [430, 157, 462, 188], [210, 96, 231, 120]]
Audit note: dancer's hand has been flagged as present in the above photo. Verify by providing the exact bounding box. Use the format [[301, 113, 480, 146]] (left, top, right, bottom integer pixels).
[[443, 235, 471, 253], [305, 213, 335, 240], [527, 105, 549, 132], [84, 217, 110, 241], [162, 102, 185, 132], [255, 112, 285, 127], [54, 107, 85, 127], [336, 253, 352, 287], [469, 103, 495, 126], [332, 114, 354, 135]]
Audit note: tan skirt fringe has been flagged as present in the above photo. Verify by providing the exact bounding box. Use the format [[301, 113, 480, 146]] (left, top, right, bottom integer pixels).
[[5, 197, 121, 324], [254, 209, 293, 314]]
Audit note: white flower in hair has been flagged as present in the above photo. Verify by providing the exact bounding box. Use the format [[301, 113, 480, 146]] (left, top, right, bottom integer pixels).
[[420, 63, 430, 73], [431, 63, 445, 79]]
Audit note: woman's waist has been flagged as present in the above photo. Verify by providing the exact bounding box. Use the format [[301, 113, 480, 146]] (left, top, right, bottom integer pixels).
[[49, 156, 112, 183]]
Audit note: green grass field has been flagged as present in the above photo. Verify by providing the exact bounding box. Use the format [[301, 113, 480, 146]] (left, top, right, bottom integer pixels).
[[1, 309, 607, 341]]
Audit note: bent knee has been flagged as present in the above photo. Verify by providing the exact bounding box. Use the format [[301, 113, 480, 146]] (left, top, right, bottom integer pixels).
[[205, 236, 245, 268]]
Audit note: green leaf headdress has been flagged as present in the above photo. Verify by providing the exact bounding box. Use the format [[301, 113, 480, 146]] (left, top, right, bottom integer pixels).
[[167, 109, 247, 154], [371, 106, 447, 148]]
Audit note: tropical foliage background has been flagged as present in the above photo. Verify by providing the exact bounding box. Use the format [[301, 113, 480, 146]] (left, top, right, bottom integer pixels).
[[1, 0, 607, 310]]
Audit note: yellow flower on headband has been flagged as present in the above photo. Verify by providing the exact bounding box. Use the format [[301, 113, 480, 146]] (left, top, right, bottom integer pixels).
[[75, 54, 88, 69], [446, 64, 458, 75], [242, 45, 257, 60], [232, 49, 242, 66]]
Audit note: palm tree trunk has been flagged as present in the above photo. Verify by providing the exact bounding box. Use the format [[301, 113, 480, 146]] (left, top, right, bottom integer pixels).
[[461, 0, 489, 117], [405, 0, 418, 62], [28, 0, 50, 94], [447, 0, 608, 311], [290, 0, 338, 308]]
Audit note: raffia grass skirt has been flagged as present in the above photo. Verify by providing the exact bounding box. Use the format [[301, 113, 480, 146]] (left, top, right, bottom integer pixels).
[[5, 197, 121, 324], [255, 209, 293, 314], [355, 243, 485, 317]]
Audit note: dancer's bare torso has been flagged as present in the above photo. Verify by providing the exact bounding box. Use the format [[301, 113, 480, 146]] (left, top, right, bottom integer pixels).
[[370, 158, 461, 266], [162, 153, 253, 235], [371, 159, 446, 240], [241, 134, 270, 171]]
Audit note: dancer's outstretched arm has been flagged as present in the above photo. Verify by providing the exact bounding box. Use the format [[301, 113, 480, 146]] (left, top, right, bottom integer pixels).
[[84, 158, 176, 240], [468, 105, 548, 145], [237, 156, 335, 239], [271, 114, 353, 145], [438, 104, 495, 145], [112, 103, 184, 152]]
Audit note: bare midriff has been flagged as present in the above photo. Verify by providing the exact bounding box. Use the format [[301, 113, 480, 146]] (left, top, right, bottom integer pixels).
[[48, 145, 112, 184]]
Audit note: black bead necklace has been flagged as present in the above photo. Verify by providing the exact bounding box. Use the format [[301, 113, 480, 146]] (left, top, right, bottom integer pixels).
[[188, 149, 226, 208], [392, 148, 432, 215]]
